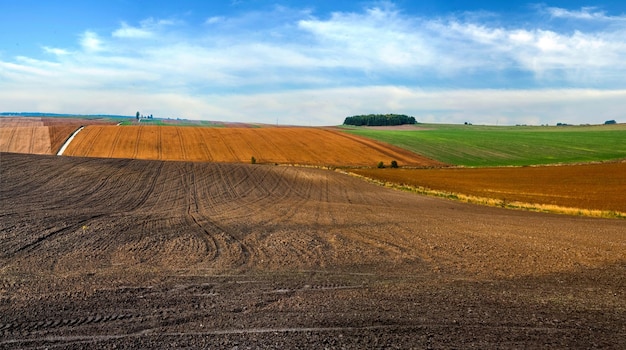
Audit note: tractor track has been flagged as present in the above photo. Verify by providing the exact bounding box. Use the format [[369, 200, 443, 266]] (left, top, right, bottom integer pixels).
[[1, 153, 625, 349]]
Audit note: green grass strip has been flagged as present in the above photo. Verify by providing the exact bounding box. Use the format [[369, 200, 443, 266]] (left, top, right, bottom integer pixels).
[[342, 124, 626, 167]]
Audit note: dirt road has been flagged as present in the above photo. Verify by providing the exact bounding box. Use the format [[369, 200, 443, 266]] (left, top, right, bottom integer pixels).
[[1, 153, 624, 348]]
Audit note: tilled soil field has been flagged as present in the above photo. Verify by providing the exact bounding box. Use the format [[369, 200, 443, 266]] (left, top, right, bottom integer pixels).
[[352, 162, 626, 213], [1, 153, 624, 348], [0, 117, 116, 155], [62, 125, 439, 167], [43, 118, 115, 154]]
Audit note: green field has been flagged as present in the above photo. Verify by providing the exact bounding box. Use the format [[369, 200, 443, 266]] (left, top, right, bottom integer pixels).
[[342, 123, 626, 167], [118, 119, 228, 127]]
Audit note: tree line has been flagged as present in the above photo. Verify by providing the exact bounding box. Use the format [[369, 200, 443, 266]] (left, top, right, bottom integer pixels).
[[343, 114, 417, 126]]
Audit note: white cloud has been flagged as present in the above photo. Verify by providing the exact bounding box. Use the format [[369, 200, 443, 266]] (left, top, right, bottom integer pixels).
[[545, 6, 626, 21], [43, 46, 70, 56], [111, 18, 176, 39], [112, 22, 153, 39], [2, 85, 625, 126], [205, 16, 224, 24], [64, 7, 624, 87], [80, 31, 103, 52], [298, 6, 434, 71], [2, 4, 626, 125]]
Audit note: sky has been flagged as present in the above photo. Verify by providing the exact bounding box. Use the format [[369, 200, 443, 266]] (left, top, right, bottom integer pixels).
[[1, 0, 626, 126]]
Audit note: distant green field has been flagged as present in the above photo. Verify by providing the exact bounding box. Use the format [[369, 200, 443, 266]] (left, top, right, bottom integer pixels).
[[342, 123, 626, 167], [118, 119, 228, 127], [118, 120, 167, 125]]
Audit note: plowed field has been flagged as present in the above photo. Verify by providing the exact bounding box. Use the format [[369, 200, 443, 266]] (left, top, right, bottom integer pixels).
[[0, 126, 51, 155], [1, 153, 624, 348], [43, 117, 115, 153], [62, 125, 440, 166], [351, 162, 626, 213], [0, 117, 116, 155]]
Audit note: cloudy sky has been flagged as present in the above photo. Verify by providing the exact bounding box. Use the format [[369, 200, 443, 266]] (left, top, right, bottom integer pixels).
[[1, 0, 626, 125]]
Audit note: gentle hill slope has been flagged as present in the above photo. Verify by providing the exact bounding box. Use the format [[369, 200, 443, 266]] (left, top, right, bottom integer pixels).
[[342, 123, 626, 167], [62, 125, 441, 167], [1, 152, 624, 347], [2, 152, 622, 277], [0, 117, 116, 155], [350, 161, 626, 214]]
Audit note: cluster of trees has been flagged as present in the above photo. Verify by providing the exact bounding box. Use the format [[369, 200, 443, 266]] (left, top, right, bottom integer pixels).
[[136, 111, 154, 120], [377, 160, 399, 168], [343, 114, 417, 126]]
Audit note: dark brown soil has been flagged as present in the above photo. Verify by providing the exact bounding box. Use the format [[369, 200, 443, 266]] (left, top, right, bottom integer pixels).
[[1, 153, 624, 349]]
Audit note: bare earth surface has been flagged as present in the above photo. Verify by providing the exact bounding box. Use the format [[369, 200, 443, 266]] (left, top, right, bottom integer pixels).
[[62, 125, 439, 167], [352, 162, 626, 213], [1, 153, 624, 348], [0, 117, 116, 155]]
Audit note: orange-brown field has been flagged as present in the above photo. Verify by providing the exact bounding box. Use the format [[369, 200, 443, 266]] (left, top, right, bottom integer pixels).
[[350, 162, 626, 214], [0, 117, 116, 155], [62, 125, 440, 167], [43, 117, 114, 153]]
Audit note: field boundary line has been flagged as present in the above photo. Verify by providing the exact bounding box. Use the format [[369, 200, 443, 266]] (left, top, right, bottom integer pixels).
[[340, 169, 626, 219], [56, 126, 84, 156]]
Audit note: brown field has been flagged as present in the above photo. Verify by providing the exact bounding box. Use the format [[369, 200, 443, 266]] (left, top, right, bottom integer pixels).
[[62, 125, 440, 166], [0, 117, 116, 155], [0, 126, 51, 155], [42, 117, 116, 153], [0, 118, 51, 154], [3, 118, 623, 217], [1, 152, 624, 348], [350, 162, 626, 214]]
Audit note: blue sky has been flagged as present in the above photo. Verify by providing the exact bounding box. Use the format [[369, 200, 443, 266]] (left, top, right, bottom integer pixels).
[[2, 0, 626, 125]]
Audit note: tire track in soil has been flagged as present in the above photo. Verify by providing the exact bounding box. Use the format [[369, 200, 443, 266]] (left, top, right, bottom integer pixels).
[[230, 128, 262, 163], [2, 323, 595, 347], [183, 165, 255, 266], [214, 129, 239, 162], [11, 215, 106, 255], [246, 168, 332, 267], [0, 127, 17, 152], [191, 164, 252, 269], [0, 155, 91, 206], [108, 126, 123, 158], [172, 163, 229, 268], [225, 166, 305, 225], [127, 161, 165, 212], [132, 126, 142, 159], [81, 126, 104, 157], [175, 127, 187, 161], [253, 129, 285, 163], [27, 126, 36, 154], [157, 126, 163, 160], [0, 313, 136, 336], [192, 128, 214, 162], [2, 154, 626, 348], [122, 216, 214, 268], [64, 158, 158, 213]]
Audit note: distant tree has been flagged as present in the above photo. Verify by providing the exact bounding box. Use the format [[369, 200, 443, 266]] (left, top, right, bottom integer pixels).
[[343, 114, 417, 126], [251, 156, 256, 164], [390, 160, 398, 168], [605, 120, 617, 125], [136, 111, 140, 120], [377, 161, 385, 168]]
